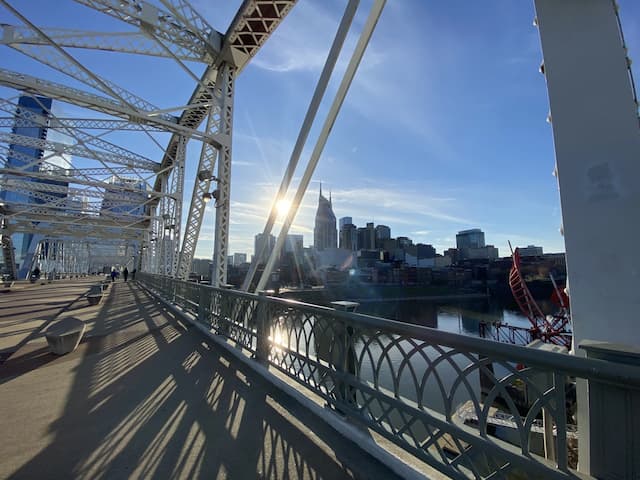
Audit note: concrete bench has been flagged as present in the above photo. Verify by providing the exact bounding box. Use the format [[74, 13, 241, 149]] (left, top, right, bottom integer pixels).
[[45, 318, 86, 355], [87, 285, 104, 305]]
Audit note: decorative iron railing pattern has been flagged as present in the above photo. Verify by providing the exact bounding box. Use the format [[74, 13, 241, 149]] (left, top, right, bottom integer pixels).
[[138, 273, 640, 479]]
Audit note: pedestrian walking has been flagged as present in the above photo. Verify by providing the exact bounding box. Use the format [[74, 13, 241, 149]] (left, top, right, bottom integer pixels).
[[123, 267, 129, 282]]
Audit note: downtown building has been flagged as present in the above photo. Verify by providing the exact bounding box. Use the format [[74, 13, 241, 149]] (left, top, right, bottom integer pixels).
[[0, 95, 72, 278], [313, 185, 337, 251]]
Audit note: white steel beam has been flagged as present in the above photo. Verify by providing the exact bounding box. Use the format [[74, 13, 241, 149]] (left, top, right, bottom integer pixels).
[[0, 69, 225, 146], [211, 64, 235, 287], [535, 1, 640, 475], [72, 0, 222, 62], [256, 0, 386, 292], [0, 132, 159, 171], [0, 26, 207, 62], [242, 0, 359, 291]]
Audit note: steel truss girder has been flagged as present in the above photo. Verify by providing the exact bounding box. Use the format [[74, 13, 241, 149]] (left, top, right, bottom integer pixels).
[[0, 179, 150, 216], [72, 0, 222, 63], [9, 220, 145, 240], [175, 74, 222, 279], [153, 1, 297, 194], [0, 116, 164, 132], [0, 131, 159, 172], [3, 203, 154, 231], [0, 68, 226, 147], [211, 64, 235, 287], [0, 2, 178, 125], [0, 26, 207, 63], [224, 0, 297, 71], [0, 168, 165, 201]]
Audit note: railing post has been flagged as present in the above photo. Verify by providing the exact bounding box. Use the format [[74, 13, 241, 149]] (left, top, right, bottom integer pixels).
[[255, 292, 271, 363], [197, 284, 208, 325], [579, 341, 640, 479], [331, 301, 359, 410]]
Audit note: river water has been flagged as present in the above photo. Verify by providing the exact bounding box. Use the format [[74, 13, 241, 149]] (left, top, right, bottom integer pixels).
[[354, 297, 533, 338]]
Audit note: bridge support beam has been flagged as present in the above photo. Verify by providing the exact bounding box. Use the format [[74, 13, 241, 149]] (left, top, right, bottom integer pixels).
[[535, 0, 640, 474]]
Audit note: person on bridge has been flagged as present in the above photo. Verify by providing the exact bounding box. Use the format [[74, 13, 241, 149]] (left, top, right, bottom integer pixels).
[[110, 267, 117, 283], [123, 267, 129, 282]]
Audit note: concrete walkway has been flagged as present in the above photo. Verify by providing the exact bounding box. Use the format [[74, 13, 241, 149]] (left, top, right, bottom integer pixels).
[[0, 279, 406, 479]]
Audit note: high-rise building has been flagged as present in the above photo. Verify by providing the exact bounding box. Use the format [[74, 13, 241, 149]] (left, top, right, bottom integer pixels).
[[284, 234, 304, 254], [375, 224, 391, 248], [339, 219, 357, 251], [456, 228, 485, 250], [101, 176, 147, 217], [313, 185, 337, 250], [357, 222, 376, 250], [254, 233, 276, 265], [233, 252, 247, 265], [339, 216, 352, 230], [0, 95, 69, 277]]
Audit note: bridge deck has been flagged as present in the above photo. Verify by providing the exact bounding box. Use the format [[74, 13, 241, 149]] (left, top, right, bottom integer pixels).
[[0, 279, 406, 479]]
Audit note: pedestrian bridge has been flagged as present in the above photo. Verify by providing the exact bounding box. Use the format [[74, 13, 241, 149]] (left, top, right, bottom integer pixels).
[[2, 276, 638, 479]]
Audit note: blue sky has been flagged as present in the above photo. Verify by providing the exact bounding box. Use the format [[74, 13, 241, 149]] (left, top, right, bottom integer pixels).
[[2, 0, 639, 259]]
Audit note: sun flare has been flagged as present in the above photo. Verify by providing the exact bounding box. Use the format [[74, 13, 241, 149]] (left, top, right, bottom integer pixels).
[[276, 199, 292, 217]]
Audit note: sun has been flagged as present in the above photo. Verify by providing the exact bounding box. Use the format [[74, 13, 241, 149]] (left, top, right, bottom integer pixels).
[[276, 198, 292, 217]]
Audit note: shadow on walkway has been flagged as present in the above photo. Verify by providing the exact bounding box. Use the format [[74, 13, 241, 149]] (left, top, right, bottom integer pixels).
[[1, 281, 398, 479]]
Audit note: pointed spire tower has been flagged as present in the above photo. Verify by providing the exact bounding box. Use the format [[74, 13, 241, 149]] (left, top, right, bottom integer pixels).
[[314, 182, 337, 251]]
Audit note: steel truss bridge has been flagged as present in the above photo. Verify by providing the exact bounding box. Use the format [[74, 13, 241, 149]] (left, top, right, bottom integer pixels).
[[0, 0, 301, 282], [1, 1, 639, 478]]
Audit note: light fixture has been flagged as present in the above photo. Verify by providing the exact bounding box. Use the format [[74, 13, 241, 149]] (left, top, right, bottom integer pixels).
[[197, 170, 220, 183], [202, 189, 220, 205]]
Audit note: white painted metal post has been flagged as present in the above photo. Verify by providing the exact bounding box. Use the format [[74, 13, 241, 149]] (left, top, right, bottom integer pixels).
[[535, 0, 640, 474], [256, 0, 387, 292], [211, 63, 235, 287]]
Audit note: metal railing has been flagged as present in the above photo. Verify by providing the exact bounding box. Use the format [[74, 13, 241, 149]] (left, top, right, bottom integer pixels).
[[138, 273, 640, 479]]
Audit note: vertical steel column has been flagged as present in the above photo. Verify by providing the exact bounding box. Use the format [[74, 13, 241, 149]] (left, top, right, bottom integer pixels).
[[211, 63, 235, 287], [534, 0, 640, 474], [176, 70, 222, 280], [169, 135, 186, 276], [159, 172, 171, 275]]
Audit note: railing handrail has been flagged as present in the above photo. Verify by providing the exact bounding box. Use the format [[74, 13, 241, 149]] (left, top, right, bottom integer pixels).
[[147, 273, 640, 389]]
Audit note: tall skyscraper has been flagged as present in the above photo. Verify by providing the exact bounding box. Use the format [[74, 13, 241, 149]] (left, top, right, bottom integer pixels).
[[375, 224, 391, 248], [357, 222, 376, 250], [339, 218, 357, 251], [456, 228, 485, 250], [101, 176, 147, 217], [0, 95, 68, 277], [313, 184, 337, 250], [254, 232, 276, 264]]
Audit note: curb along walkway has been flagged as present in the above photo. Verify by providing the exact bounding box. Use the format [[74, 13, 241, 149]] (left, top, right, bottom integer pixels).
[[0, 280, 406, 479]]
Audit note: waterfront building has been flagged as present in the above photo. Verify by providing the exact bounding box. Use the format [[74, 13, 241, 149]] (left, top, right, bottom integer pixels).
[[190, 258, 211, 277], [233, 252, 247, 266], [339, 221, 357, 251], [313, 185, 337, 250], [339, 216, 352, 230], [456, 228, 485, 250], [375, 224, 391, 248], [101, 176, 147, 217], [0, 95, 72, 277], [254, 233, 276, 265], [357, 222, 376, 250], [519, 245, 544, 257], [284, 234, 303, 255]]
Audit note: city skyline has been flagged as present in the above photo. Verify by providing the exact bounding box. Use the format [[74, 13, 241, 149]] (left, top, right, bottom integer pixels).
[[2, 1, 638, 261]]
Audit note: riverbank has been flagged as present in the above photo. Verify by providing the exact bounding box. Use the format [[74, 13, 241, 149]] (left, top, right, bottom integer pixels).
[[279, 284, 488, 306]]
